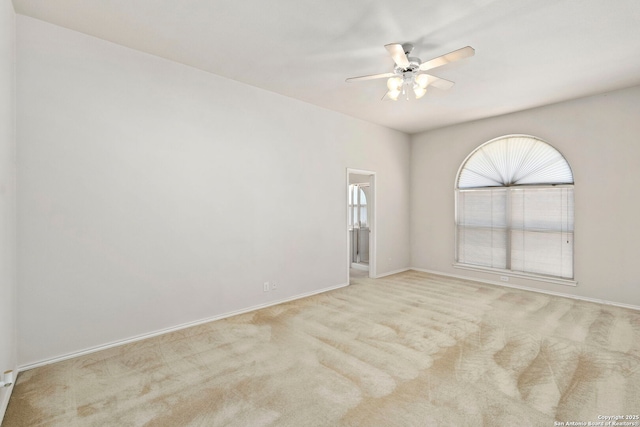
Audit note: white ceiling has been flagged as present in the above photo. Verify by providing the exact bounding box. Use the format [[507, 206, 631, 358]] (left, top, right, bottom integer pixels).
[[12, 0, 640, 134]]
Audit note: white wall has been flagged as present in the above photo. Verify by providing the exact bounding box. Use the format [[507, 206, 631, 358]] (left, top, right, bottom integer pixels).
[[349, 174, 371, 185], [16, 16, 411, 366], [0, 0, 16, 420], [411, 85, 640, 307]]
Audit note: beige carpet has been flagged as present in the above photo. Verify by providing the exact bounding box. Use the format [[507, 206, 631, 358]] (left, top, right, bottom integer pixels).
[[4, 271, 640, 426]]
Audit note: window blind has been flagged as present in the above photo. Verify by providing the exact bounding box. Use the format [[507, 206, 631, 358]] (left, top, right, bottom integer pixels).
[[458, 135, 574, 189], [510, 187, 574, 278], [455, 135, 574, 280], [456, 189, 507, 269]]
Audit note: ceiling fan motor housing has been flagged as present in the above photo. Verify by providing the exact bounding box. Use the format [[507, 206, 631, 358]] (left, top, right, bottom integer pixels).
[[394, 57, 422, 75]]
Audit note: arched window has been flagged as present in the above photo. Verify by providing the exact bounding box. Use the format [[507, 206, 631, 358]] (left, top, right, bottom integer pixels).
[[455, 135, 574, 280], [348, 184, 368, 228]]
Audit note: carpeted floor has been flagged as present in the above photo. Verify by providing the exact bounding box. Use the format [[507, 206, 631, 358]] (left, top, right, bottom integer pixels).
[[3, 271, 640, 426]]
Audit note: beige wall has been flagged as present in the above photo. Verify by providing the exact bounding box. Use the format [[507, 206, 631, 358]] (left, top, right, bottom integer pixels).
[[16, 16, 411, 366], [411, 85, 640, 307], [0, 0, 16, 419], [13, 8, 640, 373]]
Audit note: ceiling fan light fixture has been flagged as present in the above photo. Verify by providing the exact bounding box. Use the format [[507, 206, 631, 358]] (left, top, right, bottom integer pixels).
[[388, 89, 401, 101], [347, 43, 474, 101], [413, 85, 427, 99], [414, 74, 429, 88], [387, 76, 403, 91]]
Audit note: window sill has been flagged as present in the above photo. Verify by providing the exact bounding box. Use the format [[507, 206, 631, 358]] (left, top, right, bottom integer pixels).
[[452, 263, 577, 287]]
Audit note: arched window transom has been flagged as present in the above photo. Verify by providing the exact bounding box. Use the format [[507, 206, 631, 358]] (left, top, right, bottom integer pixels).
[[458, 135, 573, 188], [455, 135, 574, 281]]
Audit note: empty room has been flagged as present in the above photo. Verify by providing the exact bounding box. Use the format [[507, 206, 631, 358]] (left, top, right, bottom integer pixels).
[[1, 0, 639, 425]]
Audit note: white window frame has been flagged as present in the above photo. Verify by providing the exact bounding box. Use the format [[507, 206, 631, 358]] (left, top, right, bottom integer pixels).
[[454, 135, 576, 286]]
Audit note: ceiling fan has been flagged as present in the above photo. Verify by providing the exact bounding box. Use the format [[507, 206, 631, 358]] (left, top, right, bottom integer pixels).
[[346, 43, 475, 101]]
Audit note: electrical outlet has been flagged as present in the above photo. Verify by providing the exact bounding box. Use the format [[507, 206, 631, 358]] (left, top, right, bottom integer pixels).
[[500, 276, 509, 282], [263, 282, 270, 292], [271, 282, 278, 290]]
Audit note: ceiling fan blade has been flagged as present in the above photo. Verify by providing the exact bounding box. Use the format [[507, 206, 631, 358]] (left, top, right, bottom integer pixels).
[[346, 72, 395, 83], [385, 43, 410, 68], [418, 74, 456, 90], [419, 46, 475, 72]]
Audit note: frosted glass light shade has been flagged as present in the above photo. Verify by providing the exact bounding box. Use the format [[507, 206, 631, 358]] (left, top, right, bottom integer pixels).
[[414, 74, 429, 88], [387, 77, 403, 91], [388, 89, 401, 100]]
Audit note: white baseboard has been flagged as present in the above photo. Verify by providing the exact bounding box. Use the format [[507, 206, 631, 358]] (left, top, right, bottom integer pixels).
[[373, 267, 411, 279], [0, 381, 15, 425], [19, 282, 349, 372], [411, 267, 640, 312], [22, 268, 637, 373], [350, 263, 369, 271]]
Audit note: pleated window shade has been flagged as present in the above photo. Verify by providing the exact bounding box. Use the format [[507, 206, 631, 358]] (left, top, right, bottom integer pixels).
[[456, 135, 574, 279]]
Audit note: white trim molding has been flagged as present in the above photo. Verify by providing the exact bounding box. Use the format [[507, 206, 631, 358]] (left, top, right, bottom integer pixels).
[[412, 267, 640, 312], [19, 282, 349, 372], [346, 168, 377, 280], [1, 380, 15, 424], [453, 263, 577, 287], [351, 263, 369, 271], [373, 267, 412, 279]]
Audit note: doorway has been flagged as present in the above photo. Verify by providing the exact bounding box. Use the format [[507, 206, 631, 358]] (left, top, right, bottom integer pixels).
[[347, 169, 376, 282], [349, 183, 370, 267]]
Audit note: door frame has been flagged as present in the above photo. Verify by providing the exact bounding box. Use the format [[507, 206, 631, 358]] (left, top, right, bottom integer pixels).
[[346, 168, 376, 281]]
